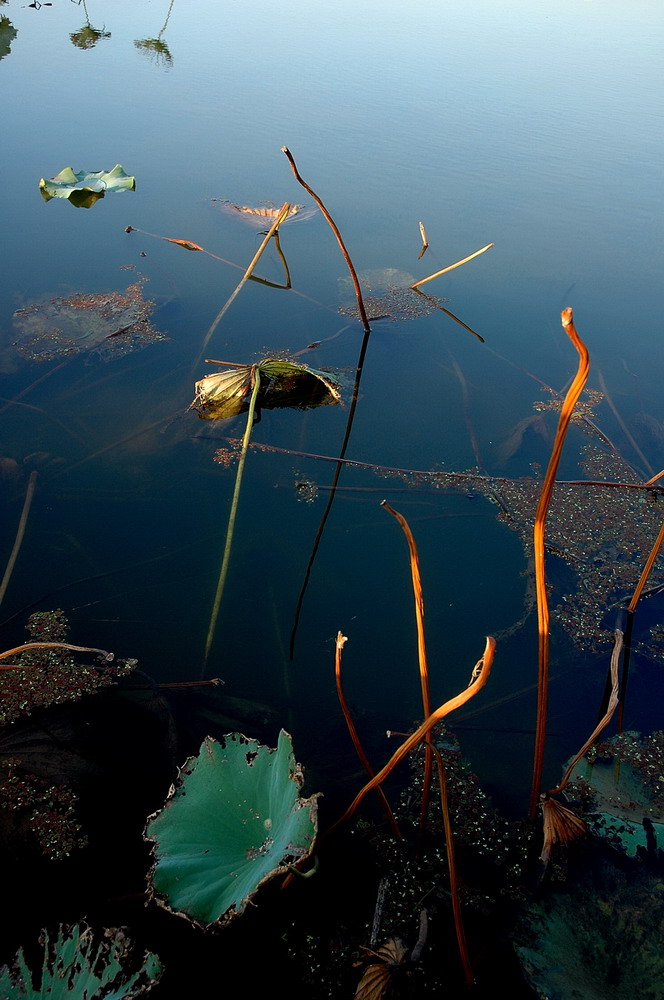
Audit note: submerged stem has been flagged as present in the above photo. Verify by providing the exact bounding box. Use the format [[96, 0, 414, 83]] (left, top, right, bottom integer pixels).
[[202, 367, 261, 671], [0, 471, 37, 610], [198, 202, 291, 361]]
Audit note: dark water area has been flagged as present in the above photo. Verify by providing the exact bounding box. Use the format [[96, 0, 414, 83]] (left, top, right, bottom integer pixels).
[[1, 1, 664, 997]]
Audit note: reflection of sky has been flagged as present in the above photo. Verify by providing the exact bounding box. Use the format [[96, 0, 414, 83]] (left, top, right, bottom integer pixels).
[[2, 1, 662, 312]]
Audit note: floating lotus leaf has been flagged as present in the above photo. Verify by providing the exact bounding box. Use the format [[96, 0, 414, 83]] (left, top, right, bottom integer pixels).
[[0, 922, 162, 999], [39, 164, 136, 208], [12, 275, 166, 363], [145, 730, 318, 927], [213, 200, 315, 227], [193, 358, 342, 421]]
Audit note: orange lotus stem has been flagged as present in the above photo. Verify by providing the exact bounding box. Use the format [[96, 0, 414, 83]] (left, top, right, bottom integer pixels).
[[328, 637, 495, 837], [334, 632, 401, 839], [529, 308, 590, 818], [431, 743, 474, 985], [381, 501, 433, 852]]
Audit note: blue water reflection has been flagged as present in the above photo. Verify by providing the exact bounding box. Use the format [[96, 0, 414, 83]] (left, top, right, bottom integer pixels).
[[1, 1, 663, 990]]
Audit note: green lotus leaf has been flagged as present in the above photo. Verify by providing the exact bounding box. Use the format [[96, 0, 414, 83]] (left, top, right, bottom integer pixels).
[[145, 730, 319, 927], [0, 923, 162, 999], [39, 164, 136, 208], [193, 357, 342, 420]]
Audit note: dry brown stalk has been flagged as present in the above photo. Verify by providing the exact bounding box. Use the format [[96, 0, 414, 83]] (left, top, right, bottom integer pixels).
[[334, 633, 401, 839], [327, 637, 495, 837], [410, 243, 494, 289], [281, 146, 371, 333], [380, 501, 433, 851], [627, 519, 664, 614], [418, 221, 429, 260], [0, 641, 115, 666], [199, 201, 291, 358], [615, 513, 664, 730], [430, 742, 474, 985], [539, 797, 587, 867], [539, 629, 622, 863], [0, 471, 37, 610], [529, 308, 590, 819]]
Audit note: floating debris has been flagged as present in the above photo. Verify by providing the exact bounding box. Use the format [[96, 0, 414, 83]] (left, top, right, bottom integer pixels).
[[0, 610, 137, 726], [12, 272, 167, 363], [338, 268, 446, 322]]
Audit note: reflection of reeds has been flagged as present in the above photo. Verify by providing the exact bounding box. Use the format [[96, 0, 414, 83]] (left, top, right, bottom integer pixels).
[[529, 308, 589, 818], [282, 149, 373, 657], [199, 202, 291, 361], [0, 471, 37, 610]]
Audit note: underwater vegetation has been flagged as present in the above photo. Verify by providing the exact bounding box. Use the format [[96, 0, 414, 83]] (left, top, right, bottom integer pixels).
[[2, 146, 664, 999], [11, 271, 165, 364]]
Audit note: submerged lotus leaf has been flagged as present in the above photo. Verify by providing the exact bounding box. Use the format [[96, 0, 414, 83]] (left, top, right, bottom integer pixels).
[[145, 730, 318, 927], [0, 922, 162, 999], [566, 733, 664, 857], [338, 268, 446, 322], [193, 358, 342, 420], [39, 164, 136, 208], [12, 275, 166, 363], [513, 849, 664, 1000]]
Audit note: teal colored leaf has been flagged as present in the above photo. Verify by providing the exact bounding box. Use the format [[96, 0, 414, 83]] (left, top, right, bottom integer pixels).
[[145, 730, 319, 926], [39, 164, 136, 208], [0, 923, 162, 999]]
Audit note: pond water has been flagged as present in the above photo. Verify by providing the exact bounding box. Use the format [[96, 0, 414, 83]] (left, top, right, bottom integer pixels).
[[1, 1, 664, 996]]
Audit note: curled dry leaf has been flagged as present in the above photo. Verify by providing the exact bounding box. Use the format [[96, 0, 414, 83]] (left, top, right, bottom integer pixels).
[[354, 937, 409, 1000]]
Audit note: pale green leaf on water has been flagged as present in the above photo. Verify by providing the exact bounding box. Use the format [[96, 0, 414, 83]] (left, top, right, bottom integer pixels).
[[39, 164, 136, 208]]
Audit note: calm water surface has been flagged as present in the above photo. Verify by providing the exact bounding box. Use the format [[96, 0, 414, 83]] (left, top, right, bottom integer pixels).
[[1, 0, 663, 993]]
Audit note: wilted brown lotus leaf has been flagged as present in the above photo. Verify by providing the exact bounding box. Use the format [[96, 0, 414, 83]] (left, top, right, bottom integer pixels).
[[354, 937, 409, 1000], [212, 200, 316, 227], [193, 359, 342, 421]]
